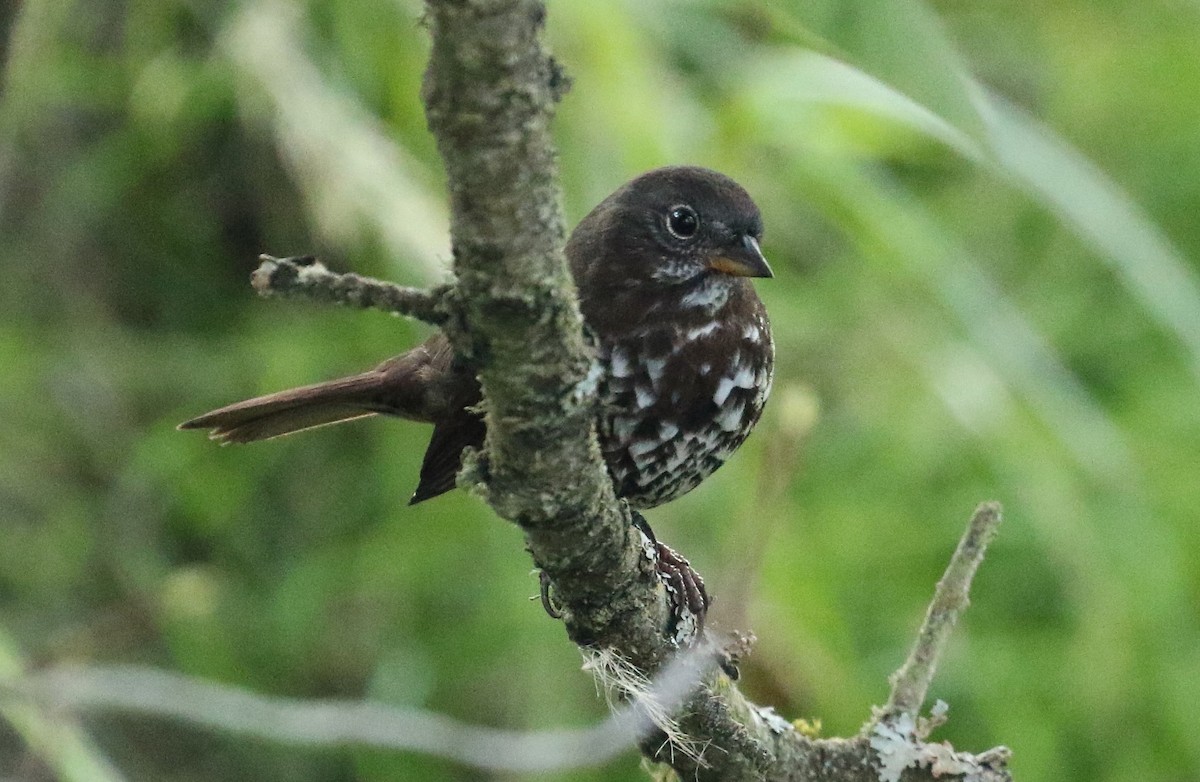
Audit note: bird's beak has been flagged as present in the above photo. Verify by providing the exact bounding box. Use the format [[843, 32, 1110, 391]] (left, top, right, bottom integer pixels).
[[708, 235, 774, 279]]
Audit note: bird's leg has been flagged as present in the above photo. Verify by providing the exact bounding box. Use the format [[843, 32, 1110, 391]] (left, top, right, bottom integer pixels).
[[631, 512, 709, 645]]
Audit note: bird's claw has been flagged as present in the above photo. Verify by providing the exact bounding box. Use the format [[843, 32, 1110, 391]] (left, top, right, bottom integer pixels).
[[632, 512, 710, 645]]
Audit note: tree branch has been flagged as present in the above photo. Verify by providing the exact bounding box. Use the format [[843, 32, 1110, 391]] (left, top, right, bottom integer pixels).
[[878, 501, 1004, 724], [250, 254, 450, 326]]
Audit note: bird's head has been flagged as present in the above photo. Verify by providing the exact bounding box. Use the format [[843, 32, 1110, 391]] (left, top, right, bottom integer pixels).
[[567, 166, 772, 305]]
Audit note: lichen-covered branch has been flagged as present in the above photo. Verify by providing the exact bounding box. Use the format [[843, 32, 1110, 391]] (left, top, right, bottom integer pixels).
[[251, 254, 449, 325], [650, 497, 1011, 779], [878, 501, 1005, 724]]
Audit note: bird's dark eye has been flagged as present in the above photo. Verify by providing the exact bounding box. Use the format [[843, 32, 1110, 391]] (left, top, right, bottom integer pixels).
[[666, 205, 700, 239]]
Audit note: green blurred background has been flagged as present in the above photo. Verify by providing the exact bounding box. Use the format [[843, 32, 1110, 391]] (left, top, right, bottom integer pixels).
[[2, 0, 1198, 780]]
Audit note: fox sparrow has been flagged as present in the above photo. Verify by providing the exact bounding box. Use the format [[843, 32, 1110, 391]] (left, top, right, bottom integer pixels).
[[181, 166, 774, 632]]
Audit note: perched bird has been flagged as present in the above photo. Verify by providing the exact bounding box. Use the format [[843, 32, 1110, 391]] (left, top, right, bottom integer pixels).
[[182, 165, 774, 521]]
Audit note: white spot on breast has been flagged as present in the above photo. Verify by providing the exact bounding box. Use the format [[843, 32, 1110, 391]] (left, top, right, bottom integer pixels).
[[686, 321, 720, 341], [629, 437, 660, 467], [714, 365, 757, 406], [659, 421, 679, 440], [715, 399, 747, 431], [755, 364, 775, 394], [635, 384, 655, 409], [699, 362, 712, 376], [610, 347, 632, 378], [629, 438, 658, 457], [681, 277, 733, 311], [742, 322, 760, 341], [693, 427, 720, 454], [662, 440, 690, 471], [714, 376, 736, 407], [638, 461, 664, 481]]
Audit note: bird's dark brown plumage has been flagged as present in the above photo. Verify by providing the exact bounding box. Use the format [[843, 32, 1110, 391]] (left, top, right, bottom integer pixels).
[[180, 166, 775, 509]]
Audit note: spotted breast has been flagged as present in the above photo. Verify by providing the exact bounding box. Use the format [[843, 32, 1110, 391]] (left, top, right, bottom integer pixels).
[[592, 273, 774, 509]]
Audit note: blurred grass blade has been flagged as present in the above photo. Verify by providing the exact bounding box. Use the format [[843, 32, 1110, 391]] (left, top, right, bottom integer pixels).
[[764, 1, 1200, 383], [739, 44, 1138, 482], [797, 155, 1138, 484], [777, 0, 987, 141], [975, 91, 1200, 381], [0, 628, 127, 782], [2, 0, 70, 130], [747, 51, 984, 162], [221, 1, 449, 281]]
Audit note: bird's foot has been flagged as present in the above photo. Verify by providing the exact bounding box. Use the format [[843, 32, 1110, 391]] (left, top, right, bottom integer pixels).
[[632, 512, 709, 645], [535, 513, 711, 646]]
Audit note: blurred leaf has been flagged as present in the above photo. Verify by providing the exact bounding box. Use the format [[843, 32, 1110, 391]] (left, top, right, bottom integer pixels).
[[976, 93, 1200, 381], [775, 0, 988, 140], [221, 1, 450, 283], [745, 50, 983, 161], [757, 3, 1200, 386]]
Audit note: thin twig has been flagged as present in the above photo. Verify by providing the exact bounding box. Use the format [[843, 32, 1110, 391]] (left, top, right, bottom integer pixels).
[[877, 501, 1004, 723], [251, 254, 450, 325]]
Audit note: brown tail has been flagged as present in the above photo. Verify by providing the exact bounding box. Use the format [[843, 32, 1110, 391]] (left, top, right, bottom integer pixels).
[[178, 371, 394, 444], [181, 335, 457, 444], [179, 335, 482, 504]]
